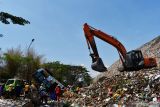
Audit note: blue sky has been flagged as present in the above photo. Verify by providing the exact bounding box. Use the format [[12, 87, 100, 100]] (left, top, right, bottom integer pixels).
[[0, 0, 160, 77]]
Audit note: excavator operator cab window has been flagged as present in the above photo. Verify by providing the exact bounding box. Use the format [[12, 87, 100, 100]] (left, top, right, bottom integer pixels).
[[132, 50, 143, 60], [125, 50, 144, 68], [130, 50, 144, 66]]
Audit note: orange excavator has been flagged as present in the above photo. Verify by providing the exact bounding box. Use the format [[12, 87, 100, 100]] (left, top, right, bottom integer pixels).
[[83, 23, 157, 72]]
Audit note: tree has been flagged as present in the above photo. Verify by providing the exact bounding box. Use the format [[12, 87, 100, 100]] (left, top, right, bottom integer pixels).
[[42, 61, 92, 87], [25, 48, 43, 80], [0, 47, 43, 79], [0, 12, 30, 25], [0, 12, 30, 40], [3, 47, 23, 78]]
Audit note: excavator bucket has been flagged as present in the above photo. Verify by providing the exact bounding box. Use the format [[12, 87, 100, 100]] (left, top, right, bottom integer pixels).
[[91, 58, 107, 72]]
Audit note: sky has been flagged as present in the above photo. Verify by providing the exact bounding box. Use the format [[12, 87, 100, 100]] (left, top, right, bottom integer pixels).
[[0, 0, 160, 77]]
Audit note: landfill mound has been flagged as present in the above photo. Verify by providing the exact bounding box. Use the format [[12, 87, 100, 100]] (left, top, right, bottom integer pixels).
[[66, 36, 160, 106], [66, 68, 160, 107]]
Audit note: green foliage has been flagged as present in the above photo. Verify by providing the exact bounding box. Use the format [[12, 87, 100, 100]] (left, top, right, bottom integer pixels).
[[25, 49, 43, 80], [0, 71, 10, 79], [0, 12, 30, 25], [0, 47, 42, 80], [0, 47, 92, 87], [42, 61, 92, 87], [3, 48, 23, 78]]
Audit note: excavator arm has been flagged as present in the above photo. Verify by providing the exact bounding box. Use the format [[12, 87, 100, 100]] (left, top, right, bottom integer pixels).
[[83, 23, 127, 72]]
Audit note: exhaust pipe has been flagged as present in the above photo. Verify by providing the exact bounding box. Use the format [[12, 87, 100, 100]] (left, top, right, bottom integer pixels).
[[91, 58, 107, 72]]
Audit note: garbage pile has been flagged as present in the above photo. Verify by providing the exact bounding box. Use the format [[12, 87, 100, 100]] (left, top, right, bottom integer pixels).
[[0, 98, 31, 107], [63, 36, 160, 106], [66, 68, 160, 106]]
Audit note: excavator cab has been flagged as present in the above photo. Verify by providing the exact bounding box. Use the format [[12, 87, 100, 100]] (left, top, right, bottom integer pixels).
[[124, 50, 144, 71]]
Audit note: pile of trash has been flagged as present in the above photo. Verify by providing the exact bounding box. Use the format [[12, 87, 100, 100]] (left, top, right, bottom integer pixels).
[[0, 98, 31, 107], [66, 68, 160, 106], [63, 36, 160, 106]]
